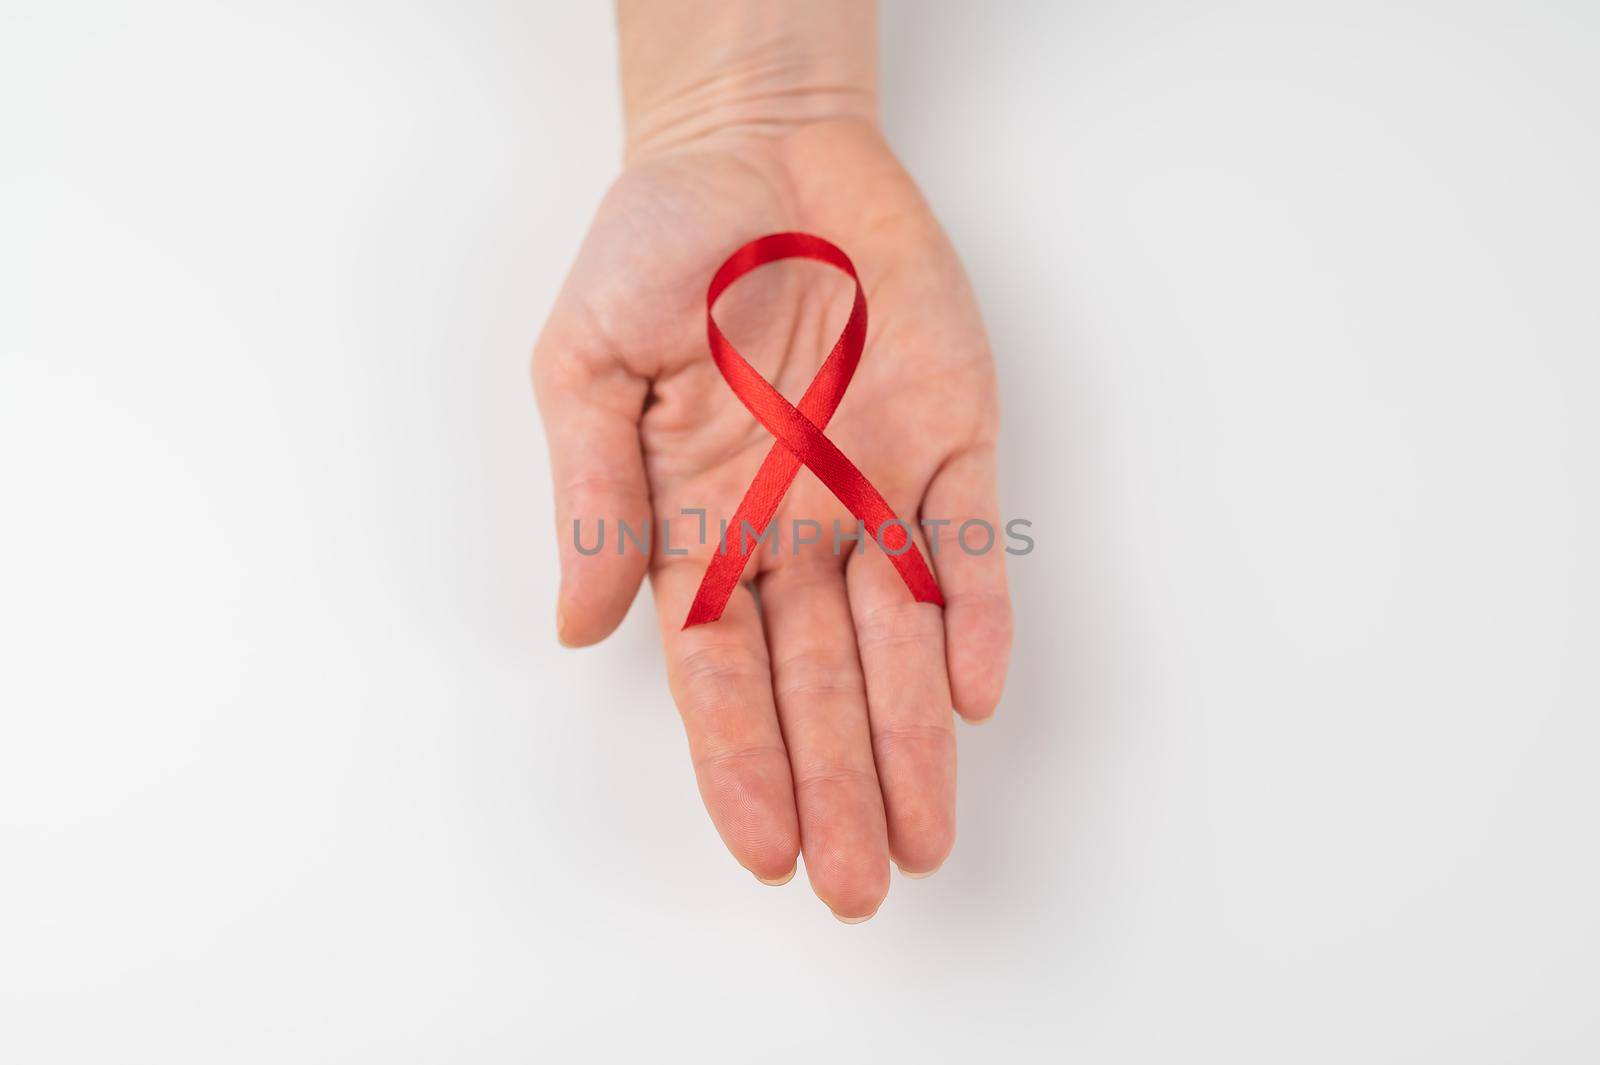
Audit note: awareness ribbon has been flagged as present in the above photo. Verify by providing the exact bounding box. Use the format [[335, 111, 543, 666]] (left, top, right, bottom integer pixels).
[[684, 232, 945, 628]]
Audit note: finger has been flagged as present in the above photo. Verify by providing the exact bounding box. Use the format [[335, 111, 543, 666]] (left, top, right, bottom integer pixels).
[[532, 321, 651, 647], [845, 525, 958, 878], [652, 560, 800, 884], [922, 446, 1013, 722], [759, 559, 890, 922]]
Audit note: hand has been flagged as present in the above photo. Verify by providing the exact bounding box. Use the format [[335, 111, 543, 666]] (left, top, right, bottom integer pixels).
[[532, 10, 1010, 921]]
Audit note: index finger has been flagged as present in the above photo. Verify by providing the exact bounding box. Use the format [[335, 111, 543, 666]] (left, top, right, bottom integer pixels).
[[651, 560, 801, 884]]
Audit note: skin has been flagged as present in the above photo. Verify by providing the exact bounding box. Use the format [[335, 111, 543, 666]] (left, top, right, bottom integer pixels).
[[532, 1, 1012, 922]]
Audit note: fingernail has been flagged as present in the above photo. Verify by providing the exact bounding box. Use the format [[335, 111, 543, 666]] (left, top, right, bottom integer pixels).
[[832, 908, 878, 925], [896, 863, 941, 879], [756, 866, 796, 886], [556, 607, 572, 647]]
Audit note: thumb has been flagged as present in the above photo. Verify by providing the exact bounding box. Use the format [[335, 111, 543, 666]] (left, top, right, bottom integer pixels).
[[532, 320, 651, 647]]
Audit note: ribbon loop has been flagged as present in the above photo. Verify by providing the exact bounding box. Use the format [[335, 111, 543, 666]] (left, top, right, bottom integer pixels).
[[684, 232, 944, 628]]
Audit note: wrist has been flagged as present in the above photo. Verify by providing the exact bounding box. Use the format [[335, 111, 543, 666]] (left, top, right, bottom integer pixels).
[[617, 0, 878, 164]]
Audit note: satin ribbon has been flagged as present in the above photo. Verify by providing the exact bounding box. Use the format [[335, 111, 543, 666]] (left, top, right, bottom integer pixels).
[[684, 232, 945, 628]]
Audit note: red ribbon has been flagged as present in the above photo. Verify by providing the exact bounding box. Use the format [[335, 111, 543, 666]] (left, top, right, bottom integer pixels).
[[684, 232, 945, 628]]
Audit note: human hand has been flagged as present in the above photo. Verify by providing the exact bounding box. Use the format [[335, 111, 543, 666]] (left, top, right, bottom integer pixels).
[[532, 2, 1011, 921]]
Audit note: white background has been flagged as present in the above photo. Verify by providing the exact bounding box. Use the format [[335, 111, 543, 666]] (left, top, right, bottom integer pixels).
[[4, 1, 1598, 1060]]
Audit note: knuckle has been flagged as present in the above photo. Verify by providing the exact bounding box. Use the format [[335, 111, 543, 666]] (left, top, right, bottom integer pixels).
[[693, 742, 788, 778], [561, 471, 645, 508], [871, 720, 956, 759], [530, 341, 574, 395], [854, 600, 939, 652], [761, 557, 842, 591], [677, 644, 767, 686], [950, 590, 1012, 635], [792, 761, 878, 795], [928, 521, 967, 556], [672, 644, 771, 729], [772, 646, 863, 700], [532, 335, 605, 400]]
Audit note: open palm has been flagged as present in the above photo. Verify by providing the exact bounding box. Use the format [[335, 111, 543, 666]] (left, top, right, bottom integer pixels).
[[533, 120, 1011, 921]]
